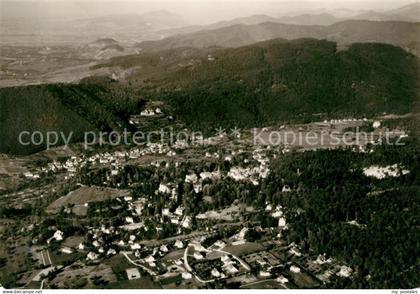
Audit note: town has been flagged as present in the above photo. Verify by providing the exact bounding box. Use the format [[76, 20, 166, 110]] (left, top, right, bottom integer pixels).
[[0, 106, 414, 289]]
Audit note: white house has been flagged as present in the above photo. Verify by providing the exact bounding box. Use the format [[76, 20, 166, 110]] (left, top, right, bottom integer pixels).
[[211, 268, 221, 278], [158, 184, 171, 194], [373, 121, 381, 129], [175, 207, 184, 216], [185, 174, 198, 184], [174, 240, 184, 249], [182, 272, 192, 280], [337, 266, 353, 278], [126, 268, 141, 280], [87, 252, 99, 261], [193, 252, 204, 260], [290, 265, 301, 273], [61, 247, 73, 254], [182, 216, 192, 229]]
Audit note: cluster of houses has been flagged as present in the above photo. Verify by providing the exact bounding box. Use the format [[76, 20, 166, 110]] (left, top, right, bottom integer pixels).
[[226, 149, 271, 186], [324, 118, 369, 124], [363, 164, 410, 179], [139, 107, 162, 117]]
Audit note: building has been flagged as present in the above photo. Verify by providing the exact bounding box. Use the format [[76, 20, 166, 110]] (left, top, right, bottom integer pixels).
[[61, 247, 73, 254], [193, 252, 204, 260], [182, 272, 192, 280], [174, 240, 184, 249], [126, 268, 141, 280]]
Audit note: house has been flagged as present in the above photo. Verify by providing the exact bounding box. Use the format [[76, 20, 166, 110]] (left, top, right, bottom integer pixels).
[[181, 216, 192, 229], [238, 228, 248, 239], [182, 272, 192, 280], [277, 275, 289, 284], [141, 109, 155, 117], [211, 268, 221, 278], [126, 268, 141, 280], [290, 265, 301, 273], [145, 255, 155, 263], [131, 244, 141, 250], [175, 207, 184, 216], [225, 264, 238, 274], [337, 266, 353, 278], [373, 121, 381, 129], [78, 243, 85, 251], [193, 252, 204, 260], [259, 271, 271, 278], [107, 249, 117, 256], [289, 247, 302, 257], [160, 245, 169, 253], [87, 252, 99, 261], [221, 255, 233, 265], [282, 185, 292, 193], [174, 240, 184, 249], [159, 184, 171, 194], [193, 183, 202, 193], [54, 230, 64, 241], [61, 247, 73, 254], [185, 174, 198, 183], [278, 217, 287, 227], [315, 254, 332, 265], [125, 217, 134, 224]]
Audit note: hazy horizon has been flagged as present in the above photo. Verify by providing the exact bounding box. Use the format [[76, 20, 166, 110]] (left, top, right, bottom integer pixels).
[[1, 0, 416, 25]]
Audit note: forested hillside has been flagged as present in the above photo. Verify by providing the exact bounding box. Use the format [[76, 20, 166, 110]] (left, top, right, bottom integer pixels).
[[265, 136, 420, 288], [133, 39, 419, 130], [1, 39, 418, 154], [136, 20, 420, 56], [0, 78, 144, 155]]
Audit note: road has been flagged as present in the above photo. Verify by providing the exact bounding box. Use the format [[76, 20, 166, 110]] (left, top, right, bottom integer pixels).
[[183, 244, 214, 284]]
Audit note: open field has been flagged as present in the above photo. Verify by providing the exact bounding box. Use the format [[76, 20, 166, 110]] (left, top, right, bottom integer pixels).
[[46, 186, 130, 214]]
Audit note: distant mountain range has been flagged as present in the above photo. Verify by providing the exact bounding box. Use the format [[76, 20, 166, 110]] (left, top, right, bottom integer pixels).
[[159, 3, 420, 38], [137, 20, 420, 57], [2, 37, 418, 154], [158, 13, 340, 37], [354, 2, 420, 22], [1, 2, 418, 45], [0, 10, 188, 44], [92, 39, 420, 130]]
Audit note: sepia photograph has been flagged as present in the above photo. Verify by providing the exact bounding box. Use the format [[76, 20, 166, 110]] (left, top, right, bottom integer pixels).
[[0, 0, 419, 292]]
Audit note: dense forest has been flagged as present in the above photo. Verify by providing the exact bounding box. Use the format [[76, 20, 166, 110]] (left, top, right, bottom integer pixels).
[[263, 136, 420, 288], [136, 39, 419, 130], [0, 78, 144, 155]]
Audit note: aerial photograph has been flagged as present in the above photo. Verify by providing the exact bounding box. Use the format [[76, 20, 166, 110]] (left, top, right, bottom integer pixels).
[[0, 0, 419, 292]]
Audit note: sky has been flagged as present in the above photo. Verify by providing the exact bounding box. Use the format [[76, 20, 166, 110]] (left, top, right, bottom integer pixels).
[[0, 0, 415, 24]]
